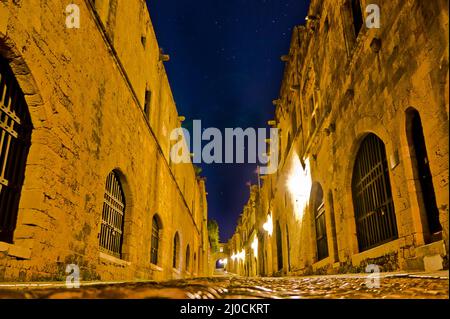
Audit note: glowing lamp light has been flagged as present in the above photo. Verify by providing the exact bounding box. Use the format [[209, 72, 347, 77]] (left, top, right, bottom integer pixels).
[[218, 258, 228, 265], [237, 249, 246, 261], [263, 213, 273, 236], [251, 235, 258, 258], [287, 154, 312, 221], [230, 253, 237, 261]]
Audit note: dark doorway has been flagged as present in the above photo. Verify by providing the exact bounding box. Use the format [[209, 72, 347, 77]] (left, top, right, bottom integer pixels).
[[276, 221, 283, 272], [406, 109, 442, 243], [313, 184, 329, 261]]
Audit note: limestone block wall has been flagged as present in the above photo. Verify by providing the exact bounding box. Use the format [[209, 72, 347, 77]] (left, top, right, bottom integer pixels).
[[230, 0, 448, 276], [0, 0, 208, 282]]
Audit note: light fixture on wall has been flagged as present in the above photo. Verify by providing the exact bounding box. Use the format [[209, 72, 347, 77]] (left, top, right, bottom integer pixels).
[[159, 48, 170, 62], [251, 235, 258, 258], [263, 213, 273, 236]]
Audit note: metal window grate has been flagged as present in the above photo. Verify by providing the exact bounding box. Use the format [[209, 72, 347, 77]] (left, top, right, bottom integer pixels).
[[99, 171, 125, 258], [0, 58, 32, 243], [150, 216, 160, 265], [352, 134, 398, 252]]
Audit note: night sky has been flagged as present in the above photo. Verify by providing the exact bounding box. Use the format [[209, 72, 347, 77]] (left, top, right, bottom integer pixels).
[[146, 0, 310, 242]]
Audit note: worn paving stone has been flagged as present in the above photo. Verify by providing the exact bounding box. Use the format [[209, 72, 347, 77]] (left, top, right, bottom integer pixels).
[[0, 275, 448, 299]]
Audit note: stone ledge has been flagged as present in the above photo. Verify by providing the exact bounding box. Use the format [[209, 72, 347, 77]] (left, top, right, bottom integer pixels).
[[312, 256, 332, 271], [351, 239, 400, 266], [99, 252, 131, 267], [0, 241, 32, 260], [149, 263, 163, 272]]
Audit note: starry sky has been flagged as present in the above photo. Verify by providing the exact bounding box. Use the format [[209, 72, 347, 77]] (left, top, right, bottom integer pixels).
[[146, 0, 310, 242]]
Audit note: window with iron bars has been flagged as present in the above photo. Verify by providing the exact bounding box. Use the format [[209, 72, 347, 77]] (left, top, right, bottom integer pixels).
[[352, 133, 398, 252], [99, 171, 126, 258], [0, 58, 32, 243], [150, 215, 161, 265]]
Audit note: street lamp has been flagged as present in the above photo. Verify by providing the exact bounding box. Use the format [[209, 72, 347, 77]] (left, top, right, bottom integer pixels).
[[251, 235, 258, 258], [287, 154, 312, 221], [263, 213, 273, 236]]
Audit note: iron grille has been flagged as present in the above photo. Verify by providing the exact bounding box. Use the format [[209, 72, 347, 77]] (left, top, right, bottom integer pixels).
[[0, 58, 32, 243], [150, 216, 160, 265], [352, 134, 398, 252], [315, 201, 329, 261], [99, 171, 125, 258]]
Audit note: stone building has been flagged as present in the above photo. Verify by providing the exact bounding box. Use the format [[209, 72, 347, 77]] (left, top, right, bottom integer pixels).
[[229, 0, 449, 276], [0, 0, 209, 282]]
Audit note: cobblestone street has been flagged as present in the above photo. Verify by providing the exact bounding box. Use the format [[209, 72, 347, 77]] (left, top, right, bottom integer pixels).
[[0, 272, 448, 299]]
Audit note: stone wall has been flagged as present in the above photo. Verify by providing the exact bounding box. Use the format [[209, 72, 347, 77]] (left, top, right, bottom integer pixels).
[[0, 0, 209, 282], [229, 0, 448, 276]]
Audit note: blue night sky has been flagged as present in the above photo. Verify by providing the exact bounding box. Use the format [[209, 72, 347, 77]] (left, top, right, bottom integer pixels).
[[146, 0, 310, 242]]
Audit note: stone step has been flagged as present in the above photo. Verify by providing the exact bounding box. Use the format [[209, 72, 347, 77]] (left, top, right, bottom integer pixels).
[[407, 240, 447, 272]]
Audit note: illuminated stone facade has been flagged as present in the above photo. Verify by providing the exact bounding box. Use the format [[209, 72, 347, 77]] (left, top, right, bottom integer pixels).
[[228, 0, 449, 276], [0, 0, 209, 282]]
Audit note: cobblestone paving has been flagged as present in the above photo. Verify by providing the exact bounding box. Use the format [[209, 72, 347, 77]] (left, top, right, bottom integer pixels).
[[0, 274, 448, 299]]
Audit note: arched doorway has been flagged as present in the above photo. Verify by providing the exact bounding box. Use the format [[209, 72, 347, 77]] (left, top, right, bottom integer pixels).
[[312, 183, 328, 261], [406, 109, 442, 243], [352, 133, 398, 251]]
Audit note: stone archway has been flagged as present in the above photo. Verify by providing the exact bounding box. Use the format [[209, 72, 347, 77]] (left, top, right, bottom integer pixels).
[[209, 243, 229, 275]]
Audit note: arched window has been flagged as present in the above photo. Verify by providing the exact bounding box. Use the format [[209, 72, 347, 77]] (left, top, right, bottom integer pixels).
[[185, 244, 190, 271], [350, 0, 363, 36], [172, 232, 180, 269], [151, 215, 161, 265], [193, 252, 197, 273], [0, 57, 32, 243], [352, 133, 398, 251], [313, 184, 329, 261], [99, 171, 126, 258]]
